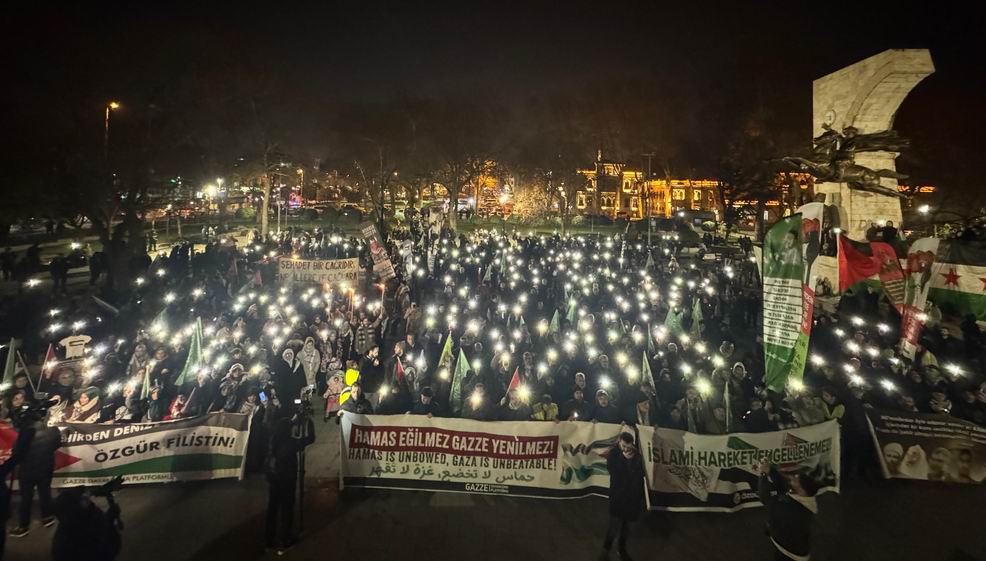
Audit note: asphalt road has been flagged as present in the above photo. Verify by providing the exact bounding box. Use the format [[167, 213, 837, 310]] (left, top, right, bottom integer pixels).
[[6, 417, 986, 561]]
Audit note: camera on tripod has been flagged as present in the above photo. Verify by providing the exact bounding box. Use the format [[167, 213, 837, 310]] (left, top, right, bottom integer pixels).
[[294, 385, 316, 421]]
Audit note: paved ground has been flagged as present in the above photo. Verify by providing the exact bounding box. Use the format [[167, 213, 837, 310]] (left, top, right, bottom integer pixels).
[[6, 416, 985, 561]]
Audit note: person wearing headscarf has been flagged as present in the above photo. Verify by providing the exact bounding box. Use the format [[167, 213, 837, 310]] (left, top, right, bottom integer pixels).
[[219, 364, 248, 413], [297, 337, 322, 389], [273, 349, 306, 407], [126, 343, 150, 379], [68, 388, 101, 423]]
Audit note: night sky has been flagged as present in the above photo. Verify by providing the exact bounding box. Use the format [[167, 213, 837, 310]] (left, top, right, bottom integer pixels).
[[6, 2, 984, 196]]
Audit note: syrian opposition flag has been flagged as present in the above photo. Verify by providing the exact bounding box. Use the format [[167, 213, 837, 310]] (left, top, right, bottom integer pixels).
[[837, 235, 905, 305], [926, 240, 986, 321]]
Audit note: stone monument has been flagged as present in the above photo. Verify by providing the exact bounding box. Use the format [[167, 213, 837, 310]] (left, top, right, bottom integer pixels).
[[811, 49, 935, 239], [804, 49, 934, 290]]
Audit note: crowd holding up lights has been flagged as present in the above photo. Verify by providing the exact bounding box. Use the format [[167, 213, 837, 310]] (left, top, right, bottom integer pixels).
[[2, 215, 986, 483]]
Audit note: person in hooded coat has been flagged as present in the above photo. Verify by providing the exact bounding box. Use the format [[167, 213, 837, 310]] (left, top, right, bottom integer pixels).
[[273, 348, 306, 408], [296, 337, 321, 389]]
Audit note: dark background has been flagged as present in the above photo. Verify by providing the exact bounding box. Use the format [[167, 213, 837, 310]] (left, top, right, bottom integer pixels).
[[5, 2, 983, 190]]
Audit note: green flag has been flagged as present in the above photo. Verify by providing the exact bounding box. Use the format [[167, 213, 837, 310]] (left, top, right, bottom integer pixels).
[[646, 323, 657, 355], [173, 317, 204, 388], [566, 296, 578, 325], [690, 297, 704, 336], [437, 330, 454, 377], [450, 349, 470, 414], [762, 209, 820, 392], [664, 307, 683, 336], [641, 351, 656, 395], [549, 310, 560, 334]]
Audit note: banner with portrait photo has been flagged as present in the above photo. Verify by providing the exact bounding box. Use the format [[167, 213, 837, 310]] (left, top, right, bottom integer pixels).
[[866, 409, 986, 484], [51, 412, 251, 488], [639, 420, 840, 512], [359, 222, 397, 281], [340, 413, 623, 498], [276, 257, 361, 285], [762, 203, 823, 392]]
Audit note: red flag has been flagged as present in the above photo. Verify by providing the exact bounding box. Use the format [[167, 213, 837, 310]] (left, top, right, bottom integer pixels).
[[838, 235, 882, 292], [395, 357, 406, 385], [506, 366, 520, 393]]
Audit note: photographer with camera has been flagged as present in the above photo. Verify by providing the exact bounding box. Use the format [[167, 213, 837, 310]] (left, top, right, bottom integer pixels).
[[0, 404, 60, 540], [50, 477, 123, 561], [264, 400, 315, 555]]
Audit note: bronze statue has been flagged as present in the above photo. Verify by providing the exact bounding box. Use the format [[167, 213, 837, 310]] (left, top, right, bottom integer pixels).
[[784, 125, 909, 198]]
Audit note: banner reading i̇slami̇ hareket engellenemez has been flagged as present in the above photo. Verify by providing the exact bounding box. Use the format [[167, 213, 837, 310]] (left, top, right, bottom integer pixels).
[[640, 420, 840, 512], [51, 412, 251, 487], [866, 409, 986, 484], [340, 413, 623, 498], [276, 257, 361, 285]]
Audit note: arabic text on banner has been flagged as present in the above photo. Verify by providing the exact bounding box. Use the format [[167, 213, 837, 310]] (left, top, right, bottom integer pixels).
[[340, 413, 621, 498]]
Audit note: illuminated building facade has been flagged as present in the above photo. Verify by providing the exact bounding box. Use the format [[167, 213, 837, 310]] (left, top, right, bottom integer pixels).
[[576, 151, 720, 219]]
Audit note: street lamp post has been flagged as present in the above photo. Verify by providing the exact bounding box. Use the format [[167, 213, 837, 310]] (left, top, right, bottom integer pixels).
[[104, 101, 120, 164]]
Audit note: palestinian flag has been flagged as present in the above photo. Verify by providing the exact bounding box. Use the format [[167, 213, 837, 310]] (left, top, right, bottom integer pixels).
[[926, 240, 986, 320], [837, 235, 905, 305]]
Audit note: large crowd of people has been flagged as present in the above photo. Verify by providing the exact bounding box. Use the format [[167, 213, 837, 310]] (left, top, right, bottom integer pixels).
[[3, 214, 986, 467], [1, 211, 985, 559]]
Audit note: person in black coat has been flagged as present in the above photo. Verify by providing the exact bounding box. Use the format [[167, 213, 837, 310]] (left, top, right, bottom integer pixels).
[[357, 346, 385, 403], [1, 409, 62, 538], [757, 460, 819, 561], [273, 348, 307, 407], [590, 390, 624, 424], [265, 414, 315, 553], [601, 432, 645, 561]]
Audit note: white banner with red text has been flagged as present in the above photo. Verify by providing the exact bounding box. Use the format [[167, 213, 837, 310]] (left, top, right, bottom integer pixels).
[[639, 420, 840, 512], [339, 413, 623, 498]]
